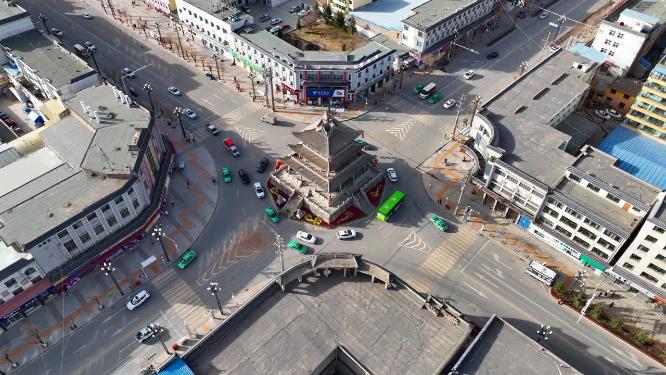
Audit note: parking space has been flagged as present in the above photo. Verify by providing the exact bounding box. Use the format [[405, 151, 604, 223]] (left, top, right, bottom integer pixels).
[[0, 95, 34, 138], [248, 1, 311, 30]]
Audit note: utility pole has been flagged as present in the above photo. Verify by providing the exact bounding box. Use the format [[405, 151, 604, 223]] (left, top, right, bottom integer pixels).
[[174, 23, 185, 59], [207, 282, 224, 315], [211, 53, 221, 79], [274, 233, 285, 273], [88, 49, 101, 74], [537, 31, 551, 63], [143, 83, 154, 113], [39, 14, 49, 34], [267, 67, 276, 112], [455, 168, 473, 214], [100, 262, 123, 296], [248, 72, 256, 100], [173, 107, 187, 138], [151, 224, 170, 262], [451, 94, 466, 140], [399, 64, 405, 90], [154, 21, 164, 46]]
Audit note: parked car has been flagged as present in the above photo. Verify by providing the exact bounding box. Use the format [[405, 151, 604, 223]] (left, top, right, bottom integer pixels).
[[287, 240, 308, 254], [549, 45, 562, 53], [431, 215, 448, 232], [221, 167, 232, 183], [269, 26, 281, 34], [126, 290, 150, 311], [256, 158, 269, 173], [205, 72, 215, 80], [606, 108, 622, 119], [386, 167, 398, 182], [298, 9, 309, 17], [289, 5, 301, 13], [595, 109, 611, 120], [413, 83, 425, 95], [462, 70, 475, 80], [51, 28, 63, 36], [427, 92, 442, 104], [270, 18, 282, 25], [443, 99, 457, 109], [238, 168, 250, 184], [539, 12, 548, 20], [206, 124, 220, 135], [336, 229, 357, 240], [0, 112, 9, 120], [84, 41, 96, 52], [168, 86, 182, 96], [259, 14, 271, 22], [296, 231, 317, 244], [135, 323, 161, 343], [264, 207, 280, 223], [182, 108, 197, 119], [82, 12, 92, 19], [177, 249, 197, 269], [486, 51, 499, 60], [122, 67, 135, 78], [253, 182, 265, 198]]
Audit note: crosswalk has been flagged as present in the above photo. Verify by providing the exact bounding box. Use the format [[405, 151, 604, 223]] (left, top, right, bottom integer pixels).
[[234, 125, 265, 144], [407, 226, 479, 294], [223, 101, 261, 123], [152, 270, 210, 329]]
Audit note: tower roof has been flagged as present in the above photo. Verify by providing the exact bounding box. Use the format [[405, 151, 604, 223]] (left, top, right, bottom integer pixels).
[[293, 112, 362, 157]]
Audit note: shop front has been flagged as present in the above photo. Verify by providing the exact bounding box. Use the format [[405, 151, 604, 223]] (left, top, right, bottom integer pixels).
[[0, 278, 54, 331], [303, 88, 347, 107]]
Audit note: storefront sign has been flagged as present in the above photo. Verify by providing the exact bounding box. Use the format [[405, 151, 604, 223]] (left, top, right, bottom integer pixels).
[[306, 89, 345, 97]]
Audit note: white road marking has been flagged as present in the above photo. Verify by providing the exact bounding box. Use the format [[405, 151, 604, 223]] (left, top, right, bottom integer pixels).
[[463, 281, 487, 299], [492, 253, 513, 270], [460, 241, 489, 273]]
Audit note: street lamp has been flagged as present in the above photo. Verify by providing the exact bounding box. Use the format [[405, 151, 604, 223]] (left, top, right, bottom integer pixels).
[[88, 48, 101, 74], [248, 72, 256, 100], [143, 83, 154, 113], [207, 282, 224, 316], [39, 14, 49, 34], [536, 324, 552, 342], [4, 353, 18, 368], [211, 53, 221, 80], [173, 107, 187, 139], [151, 224, 171, 262], [152, 326, 170, 354], [100, 262, 124, 296]]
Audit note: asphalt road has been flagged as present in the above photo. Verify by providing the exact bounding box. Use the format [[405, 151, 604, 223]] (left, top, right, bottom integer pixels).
[[14, 0, 665, 374]]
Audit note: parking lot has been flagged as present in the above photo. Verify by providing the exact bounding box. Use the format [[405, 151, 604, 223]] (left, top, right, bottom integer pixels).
[[0, 95, 34, 144], [247, 0, 312, 31]]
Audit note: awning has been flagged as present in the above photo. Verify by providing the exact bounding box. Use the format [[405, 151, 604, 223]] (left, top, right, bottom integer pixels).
[[158, 358, 195, 375], [0, 278, 53, 321], [231, 51, 264, 73], [580, 254, 606, 271]]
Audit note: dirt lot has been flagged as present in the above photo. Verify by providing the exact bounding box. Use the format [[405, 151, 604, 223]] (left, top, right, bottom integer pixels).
[[291, 23, 366, 51]]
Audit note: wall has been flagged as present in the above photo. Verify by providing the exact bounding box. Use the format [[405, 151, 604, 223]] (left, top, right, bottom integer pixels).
[[591, 22, 645, 72]]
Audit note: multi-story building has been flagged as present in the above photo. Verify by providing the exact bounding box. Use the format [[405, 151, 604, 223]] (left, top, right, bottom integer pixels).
[[329, 0, 372, 13], [590, 5, 666, 77], [623, 54, 666, 141], [400, 0, 499, 61], [0, 84, 173, 329], [175, 0, 396, 105], [612, 193, 666, 301], [145, 0, 176, 14]]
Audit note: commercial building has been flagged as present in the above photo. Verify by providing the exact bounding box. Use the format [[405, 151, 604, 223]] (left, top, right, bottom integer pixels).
[[612, 193, 666, 300], [145, 0, 176, 14], [268, 111, 383, 225], [175, 0, 397, 105], [0, 84, 172, 329], [623, 54, 666, 141], [400, 0, 499, 60]]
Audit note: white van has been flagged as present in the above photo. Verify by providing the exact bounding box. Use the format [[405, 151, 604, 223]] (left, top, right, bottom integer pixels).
[[418, 82, 437, 99]]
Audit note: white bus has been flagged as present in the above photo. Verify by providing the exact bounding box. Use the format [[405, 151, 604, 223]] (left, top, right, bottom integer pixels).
[[525, 260, 557, 286], [418, 82, 437, 99]]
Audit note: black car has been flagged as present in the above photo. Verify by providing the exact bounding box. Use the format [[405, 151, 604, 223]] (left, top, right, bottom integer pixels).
[[0, 112, 8, 120], [238, 169, 250, 184], [486, 51, 499, 60], [256, 158, 269, 173]]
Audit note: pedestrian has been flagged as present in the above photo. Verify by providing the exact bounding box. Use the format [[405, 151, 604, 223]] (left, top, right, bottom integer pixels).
[[609, 302, 614, 308], [437, 198, 442, 204], [170, 200, 175, 207], [444, 158, 448, 166]]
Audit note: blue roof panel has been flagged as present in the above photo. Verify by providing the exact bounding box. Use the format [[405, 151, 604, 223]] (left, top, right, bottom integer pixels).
[[569, 44, 607, 64], [158, 359, 195, 375], [598, 126, 666, 190], [621, 9, 659, 26]]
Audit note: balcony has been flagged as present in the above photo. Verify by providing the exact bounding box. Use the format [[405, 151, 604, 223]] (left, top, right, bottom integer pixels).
[[17, 76, 46, 101]]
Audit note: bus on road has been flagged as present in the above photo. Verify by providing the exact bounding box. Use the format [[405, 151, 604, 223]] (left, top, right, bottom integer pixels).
[[525, 260, 557, 286], [376, 191, 405, 222]]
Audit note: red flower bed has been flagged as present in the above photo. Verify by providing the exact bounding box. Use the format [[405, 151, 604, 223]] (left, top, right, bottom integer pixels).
[[365, 179, 386, 207], [299, 205, 365, 228]]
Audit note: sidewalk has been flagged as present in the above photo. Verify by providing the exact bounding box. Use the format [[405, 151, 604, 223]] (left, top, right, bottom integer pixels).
[[0, 120, 219, 370], [421, 140, 666, 344]]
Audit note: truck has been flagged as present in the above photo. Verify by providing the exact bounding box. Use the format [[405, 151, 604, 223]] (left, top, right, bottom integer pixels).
[[223, 137, 240, 157], [73, 43, 89, 57]]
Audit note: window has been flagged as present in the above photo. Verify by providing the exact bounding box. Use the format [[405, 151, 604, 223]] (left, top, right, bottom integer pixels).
[[63, 240, 78, 253], [57, 230, 69, 240], [617, 32, 624, 38], [608, 30, 616, 36], [608, 51, 615, 56], [612, 42, 619, 47], [645, 235, 658, 243], [119, 207, 131, 219], [105, 215, 118, 228], [572, 236, 590, 248], [403, 25, 409, 31], [657, 254, 665, 261], [637, 245, 650, 252], [79, 233, 91, 244], [4, 279, 17, 288], [640, 271, 658, 283], [578, 226, 597, 240], [569, 174, 581, 182], [629, 254, 642, 261], [11, 288, 23, 296], [587, 183, 600, 192], [622, 262, 634, 270], [648, 263, 666, 274], [604, 39, 611, 45], [102, 204, 111, 213], [132, 199, 140, 210], [94, 223, 105, 235], [600, 48, 607, 53], [24, 267, 36, 276], [654, 227, 665, 234], [114, 196, 125, 205], [560, 216, 578, 229], [606, 194, 620, 203]]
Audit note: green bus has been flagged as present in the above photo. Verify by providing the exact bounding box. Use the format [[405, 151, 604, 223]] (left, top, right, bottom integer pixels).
[[376, 191, 405, 222]]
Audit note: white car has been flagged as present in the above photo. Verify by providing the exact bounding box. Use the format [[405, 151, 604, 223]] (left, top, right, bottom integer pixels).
[[122, 68, 136, 78], [270, 18, 282, 25], [298, 9, 309, 17], [462, 70, 475, 80], [296, 231, 317, 244], [253, 182, 265, 198], [549, 45, 562, 53], [539, 12, 548, 20], [337, 229, 357, 240], [182, 108, 197, 119], [82, 12, 92, 19], [268, 26, 282, 34], [206, 124, 220, 135], [443, 99, 456, 109], [168, 86, 182, 96], [595, 109, 611, 120], [85, 41, 96, 52], [386, 167, 398, 182], [606, 108, 622, 119], [127, 290, 150, 311], [51, 28, 63, 37]]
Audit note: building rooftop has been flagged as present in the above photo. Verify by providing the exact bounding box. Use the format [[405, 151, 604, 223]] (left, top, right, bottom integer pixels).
[[0, 84, 149, 250], [0, 240, 31, 280], [352, 0, 430, 31], [568, 43, 608, 64], [486, 51, 592, 186], [621, 8, 660, 26], [598, 126, 666, 190], [186, 271, 470, 375], [0, 3, 28, 25], [402, 0, 479, 30], [632, 0, 666, 22], [449, 315, 581, 375], [1, 30, 94, 88], [180, 0, 242, 21]]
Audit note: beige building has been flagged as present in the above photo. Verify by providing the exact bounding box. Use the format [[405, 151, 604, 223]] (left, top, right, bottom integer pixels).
[[329, 0, 373, 12]]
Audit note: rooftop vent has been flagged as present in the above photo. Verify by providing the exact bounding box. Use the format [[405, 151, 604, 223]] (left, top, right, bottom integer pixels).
[[514, 105, 528, 114]]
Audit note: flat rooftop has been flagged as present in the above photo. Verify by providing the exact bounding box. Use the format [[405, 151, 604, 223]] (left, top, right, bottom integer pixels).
[[487, 51, 592, 186], [402, 0, 480, 30], [351, 0, 430, 31], [1, 30, 94, 87], [187, 273, 469, 374], [632, 0, 666, 22], [0, 3, 28, 23], [598, 125, 666, 190], [0, 84, 149, 250], [180, 0, 243, 21], [450, 315, 581, 375]]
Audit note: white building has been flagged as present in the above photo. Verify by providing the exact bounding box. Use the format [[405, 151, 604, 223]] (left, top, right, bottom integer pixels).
[[612, 193, 666, 301], [329, 0, 372, 13], [400, 0, 498, 59], [0, 3, 34, 41], [145, 0, 176, 14]]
